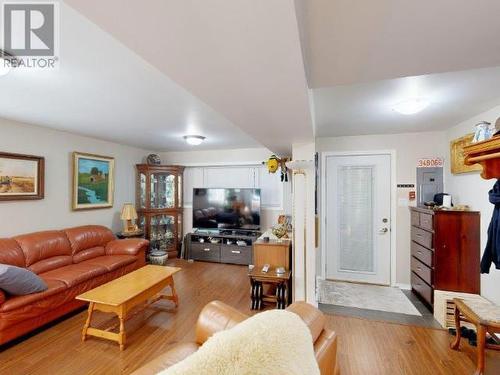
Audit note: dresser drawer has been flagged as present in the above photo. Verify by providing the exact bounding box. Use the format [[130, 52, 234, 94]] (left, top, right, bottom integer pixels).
[[411, 210, 420, 227], [190, 243, 221, 262], [221, 245, 252, 265], [411, 241, 433, 267], [411, 227, 433, 249], [411, 256, 432, 285], [420, 213, 433, 231], [411, 272, 433, 305]]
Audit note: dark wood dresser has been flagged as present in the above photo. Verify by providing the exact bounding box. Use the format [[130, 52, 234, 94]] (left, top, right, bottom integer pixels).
[[410, 207, 480, 308]]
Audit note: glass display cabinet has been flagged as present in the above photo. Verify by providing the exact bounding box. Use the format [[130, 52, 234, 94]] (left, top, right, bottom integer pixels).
[[136, 164, 184, 259]]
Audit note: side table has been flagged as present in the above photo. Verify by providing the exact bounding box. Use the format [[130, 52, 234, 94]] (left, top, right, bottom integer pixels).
[[450, 298, 500, 375], [248, 268, 291, 310]]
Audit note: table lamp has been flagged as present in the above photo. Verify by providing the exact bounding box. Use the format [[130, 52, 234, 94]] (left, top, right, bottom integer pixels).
[[120, 203, 139, 233]]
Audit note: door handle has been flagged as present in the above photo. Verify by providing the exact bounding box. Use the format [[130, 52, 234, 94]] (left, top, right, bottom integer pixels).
[[378, 228, 388, 234]]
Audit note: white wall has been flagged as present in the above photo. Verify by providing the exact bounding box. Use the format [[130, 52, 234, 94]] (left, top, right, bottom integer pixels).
[[0, 118, 149, 236], [444, 105, 500, 305], [316, 131, 447, 286], [159, 148, 291, 233]]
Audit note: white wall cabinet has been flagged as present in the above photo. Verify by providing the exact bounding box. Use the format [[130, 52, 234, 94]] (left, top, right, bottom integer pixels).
[[183, 167, 204, 205], [257, 166, 283, 208], [183, 165, 283, 210], [203, 166, 256, 189]]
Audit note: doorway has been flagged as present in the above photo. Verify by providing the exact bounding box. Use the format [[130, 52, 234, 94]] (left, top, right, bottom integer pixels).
[[322, 152, 394, 285]]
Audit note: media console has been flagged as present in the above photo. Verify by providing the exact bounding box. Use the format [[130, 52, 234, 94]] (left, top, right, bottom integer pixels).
[[185, 229, 261, 265]]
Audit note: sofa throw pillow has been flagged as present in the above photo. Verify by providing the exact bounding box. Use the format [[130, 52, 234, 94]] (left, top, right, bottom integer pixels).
[[0, 264, 48, 296]]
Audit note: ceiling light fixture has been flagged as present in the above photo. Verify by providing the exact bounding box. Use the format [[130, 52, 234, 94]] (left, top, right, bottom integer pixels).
[[392, 98, 429, 115], [183, 135, 206, 146]]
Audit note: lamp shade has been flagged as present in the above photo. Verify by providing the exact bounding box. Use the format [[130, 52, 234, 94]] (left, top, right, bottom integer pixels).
[[121, 203, 138, 220]]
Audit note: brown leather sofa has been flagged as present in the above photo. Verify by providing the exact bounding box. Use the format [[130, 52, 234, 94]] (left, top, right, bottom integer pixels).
[[0, 225, 148, 346], [133, 300, 339, 375]]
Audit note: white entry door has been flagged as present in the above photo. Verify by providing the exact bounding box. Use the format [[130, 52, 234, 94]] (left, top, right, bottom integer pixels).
[[324, 154, 392, 285]]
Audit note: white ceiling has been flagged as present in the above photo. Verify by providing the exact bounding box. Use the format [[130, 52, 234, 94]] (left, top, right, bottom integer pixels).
[[0, 3, 261, 151], [296, 0, 500, 88], [63, 0, 314, 155], [313, 67, 500, 137], [3, 1, 500, 152]]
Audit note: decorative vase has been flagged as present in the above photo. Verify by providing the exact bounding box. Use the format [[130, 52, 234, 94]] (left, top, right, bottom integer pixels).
[[472, 121, 493, 143]]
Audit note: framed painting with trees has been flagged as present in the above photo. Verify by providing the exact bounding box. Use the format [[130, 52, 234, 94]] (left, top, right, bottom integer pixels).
[[72, 152, 114, 210]]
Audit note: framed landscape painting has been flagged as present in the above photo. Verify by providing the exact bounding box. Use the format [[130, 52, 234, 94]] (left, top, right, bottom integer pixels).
[[450, 133, 482, 174], [72, 152, 114, 210], [0, 152, 44, 201]]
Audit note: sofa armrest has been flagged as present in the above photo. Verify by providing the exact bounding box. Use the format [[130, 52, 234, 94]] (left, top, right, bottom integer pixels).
[[195, 300, 248, 345], [286, 301, 326, 343], [105, 238, 149, 256], [314, 329, 338, 375], [0, 289, 5, 305]]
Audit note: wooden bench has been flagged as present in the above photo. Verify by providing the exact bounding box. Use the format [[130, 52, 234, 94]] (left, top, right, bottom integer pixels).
[[450, 298, 500, 375]]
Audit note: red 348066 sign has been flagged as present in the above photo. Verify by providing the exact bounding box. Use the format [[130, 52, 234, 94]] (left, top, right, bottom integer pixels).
[[417, 157, 444, 168]]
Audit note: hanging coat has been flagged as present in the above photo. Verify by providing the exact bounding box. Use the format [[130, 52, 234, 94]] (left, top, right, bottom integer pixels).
[[481, 179, 500, 273]]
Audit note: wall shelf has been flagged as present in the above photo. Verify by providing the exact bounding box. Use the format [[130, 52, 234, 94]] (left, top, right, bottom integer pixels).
[[463, 136, 500, 179]]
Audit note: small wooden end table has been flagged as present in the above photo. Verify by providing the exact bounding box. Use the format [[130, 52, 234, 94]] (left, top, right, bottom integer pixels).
[[76, 265, 180, 350], [248, 267, 291, 310], [451, 298, 500, 375]]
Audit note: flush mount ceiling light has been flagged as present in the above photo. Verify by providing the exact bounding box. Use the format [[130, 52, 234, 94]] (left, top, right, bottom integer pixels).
[[183, 135, 206, 146], [392, 98, 429, 115]]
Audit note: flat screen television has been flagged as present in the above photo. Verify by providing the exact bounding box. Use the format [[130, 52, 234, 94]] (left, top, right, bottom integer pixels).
[[192, 188, 261, 231]]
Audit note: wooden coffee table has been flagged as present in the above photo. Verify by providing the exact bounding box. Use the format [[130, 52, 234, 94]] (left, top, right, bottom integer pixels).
[[76, 265, 181, 350]]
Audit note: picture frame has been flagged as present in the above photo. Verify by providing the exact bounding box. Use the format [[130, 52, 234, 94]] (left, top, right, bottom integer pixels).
[[72, 152, 115, 210], [450, 133, 483, 175], [0, 152, 44, 201]]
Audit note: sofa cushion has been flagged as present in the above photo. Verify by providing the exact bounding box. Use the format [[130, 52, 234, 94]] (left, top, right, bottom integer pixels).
[[0, 279, 66, 313], [64, 225, 115, 257], [0, 239, 26, 268], [0, 264, 48, 296], [14, 231, 72, 273], [73, 246, 106, 263], [41, 263, 108, 288], [0, 289, 5, 304], [81, 255, 136, 272], [28, 256, 73, 275]]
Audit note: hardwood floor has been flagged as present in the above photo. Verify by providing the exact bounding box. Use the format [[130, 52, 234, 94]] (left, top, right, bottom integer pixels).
[[0, 259, 498, 374]]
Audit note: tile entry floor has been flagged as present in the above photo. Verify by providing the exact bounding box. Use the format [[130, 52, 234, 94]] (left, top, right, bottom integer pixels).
[[319, 280, 441, 328]]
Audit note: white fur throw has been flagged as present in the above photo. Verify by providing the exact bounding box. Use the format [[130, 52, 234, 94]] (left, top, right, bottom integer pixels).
[[160, 309, 320, 375]]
